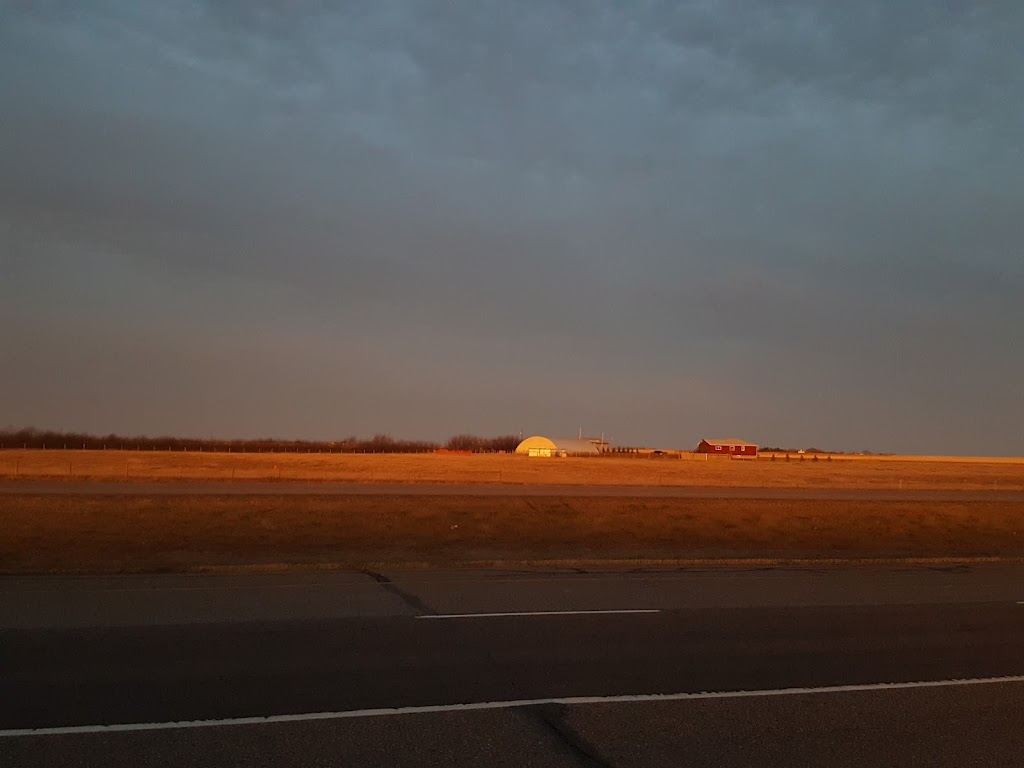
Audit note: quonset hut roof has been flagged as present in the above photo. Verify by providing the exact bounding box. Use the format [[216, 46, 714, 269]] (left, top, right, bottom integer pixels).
[[515, 436, 603, 455]]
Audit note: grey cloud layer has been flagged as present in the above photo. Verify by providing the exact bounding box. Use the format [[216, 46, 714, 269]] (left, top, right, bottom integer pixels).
[[2, 1, 1022, 452]]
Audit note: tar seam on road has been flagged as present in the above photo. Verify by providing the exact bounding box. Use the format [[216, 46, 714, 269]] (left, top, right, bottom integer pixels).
[[532, 703, 615, 768], [415, 610, 661, 619], [360, 570, 433, 615], [6, 675, 1024, 738]]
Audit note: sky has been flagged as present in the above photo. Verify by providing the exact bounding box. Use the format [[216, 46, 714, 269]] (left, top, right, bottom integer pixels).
[[1, 1, 1022, 455]]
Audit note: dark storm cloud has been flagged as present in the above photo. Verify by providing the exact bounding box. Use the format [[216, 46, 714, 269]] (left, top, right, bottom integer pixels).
[[2, 1, 1022, 452]]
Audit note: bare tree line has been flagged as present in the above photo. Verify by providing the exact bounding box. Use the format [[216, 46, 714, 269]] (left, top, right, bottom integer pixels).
[[443, 434, 520, 453], [0, 428, 519, 454]]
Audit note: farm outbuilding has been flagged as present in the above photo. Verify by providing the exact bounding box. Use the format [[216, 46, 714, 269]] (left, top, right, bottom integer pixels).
[[697, 438, 758, 457], [515, 436, 604, 457]]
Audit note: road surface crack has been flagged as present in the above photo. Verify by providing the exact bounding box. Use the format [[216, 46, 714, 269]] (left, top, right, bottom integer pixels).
[[361, 570, 433, 615], [531, 703, 616, 768]]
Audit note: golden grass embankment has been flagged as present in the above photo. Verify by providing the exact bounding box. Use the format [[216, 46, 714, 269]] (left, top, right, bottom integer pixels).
[[4, 451, 1022, 574], [1, 494, 1022, 574], [2, 450, 1024, 490]]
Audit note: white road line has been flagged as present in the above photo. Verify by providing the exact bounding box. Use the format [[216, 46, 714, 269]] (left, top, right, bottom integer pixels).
[[4, 675, 1024, 737], [415, 609, 661, 619]]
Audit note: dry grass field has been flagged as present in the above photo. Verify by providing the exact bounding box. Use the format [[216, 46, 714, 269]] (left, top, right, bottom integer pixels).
[[4, 450, 1022, 574], [1, 493, 1021, 574], [2, 449, 1024, 490]]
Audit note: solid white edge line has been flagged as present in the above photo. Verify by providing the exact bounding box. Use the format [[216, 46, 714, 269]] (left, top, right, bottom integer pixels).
[[5, 675, 1024, 738], [416, 609, 661, 619]]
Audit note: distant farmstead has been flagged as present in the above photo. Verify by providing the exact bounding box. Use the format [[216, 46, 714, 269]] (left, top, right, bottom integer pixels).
[[515, 436, 607, 457], [697, 438, 758, 457]]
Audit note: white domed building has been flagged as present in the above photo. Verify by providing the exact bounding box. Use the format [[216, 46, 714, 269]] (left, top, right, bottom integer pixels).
[[514, 435, 607, 457]]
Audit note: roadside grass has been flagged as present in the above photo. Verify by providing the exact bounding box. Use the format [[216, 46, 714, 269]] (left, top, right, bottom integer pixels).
[[2, 450, 1024, 490], [1, 494, 1022, 574]]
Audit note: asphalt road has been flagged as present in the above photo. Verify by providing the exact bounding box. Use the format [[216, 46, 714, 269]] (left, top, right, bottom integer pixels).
[[2, 480, 1023, 501], [3, 566, 1024, 766]]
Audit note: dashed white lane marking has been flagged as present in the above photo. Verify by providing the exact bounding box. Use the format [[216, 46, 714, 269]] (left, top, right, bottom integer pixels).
[[415, 609, 661, 619], [4, 675, 1024, 737]]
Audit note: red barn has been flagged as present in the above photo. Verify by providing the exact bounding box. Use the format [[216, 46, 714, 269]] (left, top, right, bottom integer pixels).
[[697, 438, 758, 458]]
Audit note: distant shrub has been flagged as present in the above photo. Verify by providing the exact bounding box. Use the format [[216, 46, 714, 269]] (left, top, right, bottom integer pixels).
[[445, 434, 520, 453]]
